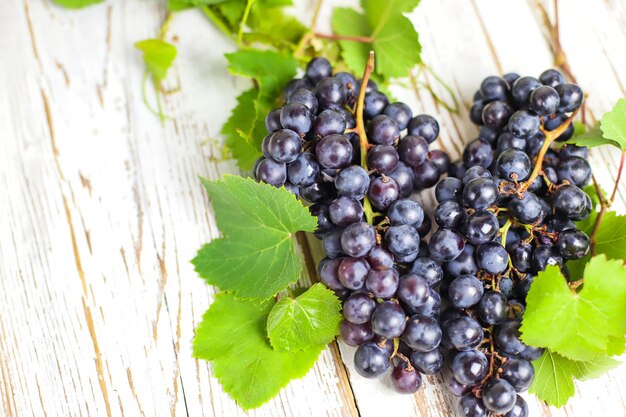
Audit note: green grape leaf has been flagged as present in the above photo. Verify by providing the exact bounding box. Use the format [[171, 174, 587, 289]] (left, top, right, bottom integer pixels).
[[521, 256, 626, 360], [134, 39, 177, 81], [607, 335, 626, 356], [591, 211, 626, 260], [167, 0, 194, 11], [331, 8, 373, 76], [530, 350, 621, 407], [267, 284, 342, 351], [221, 89, 263, 170], [193, 293, 324, 410], [600, 98, 626, 150], [566, 123, 619, 148], [192, 175, 317, 299], [332, 2, 421, 80], [52, 0, 103, 8], [212, 2, 247, 28], [247, 6, 307, 48]]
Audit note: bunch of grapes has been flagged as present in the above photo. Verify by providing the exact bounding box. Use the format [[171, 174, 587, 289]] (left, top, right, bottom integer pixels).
[[254, 55, 449, 394], [436, 69, 587, 417]]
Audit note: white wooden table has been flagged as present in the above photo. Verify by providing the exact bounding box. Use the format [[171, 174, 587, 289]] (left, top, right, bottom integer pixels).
[[1, 0, 624, 416]]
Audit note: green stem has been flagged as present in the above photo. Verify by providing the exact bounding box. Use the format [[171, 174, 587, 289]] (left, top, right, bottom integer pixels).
[[355, 52, 376, 224], [420, 63, 460, 114], [499, 218, 512, 247], [159, 12, 174, 40], [238, 0, 255, 46], [200, 6, 235, 41]]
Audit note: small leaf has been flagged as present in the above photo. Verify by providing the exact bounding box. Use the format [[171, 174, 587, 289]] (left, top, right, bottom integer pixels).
[[530, 349, 621, 407], [267, 284, 342, 351], [521, 256, 626, 360], [600, 98, 626, 150], [591, 211, 626, 261], [529, 350, 576, 407], [369, 13, 421, 78], [221, 89, 264, 170], [52, 0, 103, 8], [567, 123, 619, 148], [134, 39, 177, 81], [192, 175, 317, 299], [193, 294, 323, 410]]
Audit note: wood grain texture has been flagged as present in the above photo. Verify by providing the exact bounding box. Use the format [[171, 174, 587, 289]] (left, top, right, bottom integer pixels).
[[0, 0, 624, 416]]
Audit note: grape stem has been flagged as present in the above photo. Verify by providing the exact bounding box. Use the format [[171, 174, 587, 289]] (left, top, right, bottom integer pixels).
[[355, 51, 376, 224], [313, 33, 374, 43], [523, 108, 580, 190], [499, 218, 512, 247]]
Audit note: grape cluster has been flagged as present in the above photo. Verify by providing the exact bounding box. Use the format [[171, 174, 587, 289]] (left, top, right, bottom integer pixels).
[[254, 56, 449, 394], [439, 69, 588, 417]]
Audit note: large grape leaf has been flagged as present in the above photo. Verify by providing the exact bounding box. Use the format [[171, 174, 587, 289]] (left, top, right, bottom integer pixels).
[[600, 98, 626, 150], [267, 284, 342, 351], [192, 175, 317, 299], [530, 350, 620, 407], [193, 294, 323, 410], [331, 8, 374, 76], [521, 256, 626, 360]]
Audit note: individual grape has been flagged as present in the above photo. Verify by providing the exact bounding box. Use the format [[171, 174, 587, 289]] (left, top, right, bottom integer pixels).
[[556, 229, 590, 260], [482, 379, 516, 414], [470, 102, 486, 125], [416, 214, 432, 237], [267, 129, 302, 163], [445, 317, 484, 350], [495, 320, 528, 355], [341, 222, 376, 257], [300, 176, 336, 204], [340, 320, 374, 346], [305, 57, 332, 84], [408, 114, 439, 143], [397, 135, 429, 167], [279, 102, 312, 135], [370, 301, 407, 339], [387, 199, 424, 228], [337, 257, 369, 290], [435, 200, 467, 229], [557, 156, 592, 187], [384, 102, 413, 130], [443, 244, 479, 278], [366, 268, 400, 298], [388, 162, 415, 198], [559, 144, 589, 159], [477, 291, 508, 325], [369, 115, 400, 145], [343, 292, 376, 324], [429, 149, 451, 174], [463, 166, 492, 184], [364, 91, 389, 119], [555, 83, 584, 112], [552, 184, 591, 220], [458, 393, 487, 417], [447, 374, 471, 397], [368, 176, 400, 210], [480, 76, 509, 101], [313, 109, 347, 137], [462, 177, 498, 210], [508, 240, 532, 272], [529, 85, 560, 116], [448, 275, 484, 308], [410, 288, 441, 318], [531, 245, 563, 272], [501, 358, 534, 392], [429, 228, 465, 262], [391, 363, 422, 394], [315, 77, 346, 109], [508, 110, 540, 139], [287, 153, 319, 187], [435, 177, 463, 203], [410, 348, 444, 375], [367, 145, 399, 174], [309, 204, 333, 237], [514, 275, 534, 302], [451, 349, 488, 384], [255, 158, 287, 186], [412, 160, 441, 190], [354, 342, 391, 378], [335, 71, 357, 101], [322, 229, 345, 258], [288, 88, 318, 114], [365, 245, 394, 270], [476, 242, 508, 275], [318, 257, 344, 290], [410, 257, 444, 287], [265, 108, 282, 132], [503, 72, 520, 85], [482, 101, 512, 128], [316, 134, 353, 169], [463, 210, 499, 245], [511, 76, 542, 107], [329, 196, 363, 226], [525, 130, 546, 158], [539, 68, 565, 88], [385, 224, 420, 257], [335, 165, 370, 199], [463, 138, 494, 168], [508, 191, 544, 224], [503, 396, 529, 417], [402, 314, 442, 352], [497, 148, 531, 181], [496, 132, 527, 155], [397, 273, 430, 308]]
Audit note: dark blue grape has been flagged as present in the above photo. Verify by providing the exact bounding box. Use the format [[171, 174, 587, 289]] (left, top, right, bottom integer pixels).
[[497, 148, 531, 181], [313, 109, 347, 138], [508, 192, 544, 224], [463, 210, 499, 245], [366, 267, 400, 298], [448, 275, 484, 308], [509, 110, 540, 139], [443, 244, 478, 278], [410, 257, 443, 287], [451, 349, 488, 384], [482, 379, 517, 414], [370, 301, 407, 339], [539, 69, 565, 88], [556, 229, 590, 260], [412, 160, 441, 190], [462, 177, 498, 210], [463, 138, 494, 168], [482, 101, 512, 128], [398, 273, 430, 308], [368, 176, 400, 210], [435, 200, 467, 230], [508, 241, 532, 272], [408, 114, 439, 143], [364, 91, 389, 119], [367, 145, 399, 174], [335, 165, 369, 199], [388, 198, 424, 228], [477, 291, 508, 325], [300, 176, 336, 204], [503, 396, 528, 417], [385, 224, 420, 257], [354, 342, 390, 378], [555, 83, 584, 112], [529, 85, 560, 116], [365, 245, 394, 270], [503, 72, 520, 85], [268, 129, 302, 163], [476, 242, 508, 275], [388, 161, 415, 198], [334, 71, 357, 101], [501, 359, 534, 392], [496, 132, 527, 155], [255, 158, 287, 186], [495, 320, 528, 355], [318, 257, 344, 290], [410, 348, 444, 375], [557, 156, 591, 187], [552, 184, 591, 220], [436, 177, 463, 203], [322, 229, 345, 258], [341, 222, 376, 257], [532, 245, 563, 272], [315, 77, 346, 109], [458, 393, 487, 417], [316, 134, 353, 169], [337, 257, 369, 290], [391, 363, 422, 393], [511, 76, 542, 107], [287, 153, 319, 187], [341, 320, 374, 346], [429, 228, 465, 262], [369, 115, 400, 145], [265, 108, 282, 133], [343, 292, 376, 324], [403, 314, 442, 352], [305, 57, 332, 84], [397, 135, 429, 167], [410, 288, 441, 318], [284, 78, 313, 101], [481, 76, 509, 101], [329, 196, 363, 226], [463, 166, 492, 185], [384, 102, 413, 130]]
